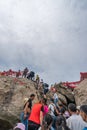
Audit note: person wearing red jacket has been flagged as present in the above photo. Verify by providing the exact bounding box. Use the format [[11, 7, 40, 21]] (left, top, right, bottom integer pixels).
[[28, 98, 45, 130]]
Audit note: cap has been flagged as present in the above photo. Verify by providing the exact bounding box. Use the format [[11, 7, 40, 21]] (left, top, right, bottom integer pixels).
[[14, 123, 25, 130], [24, 98, 28, 104], [77, 106, 80, 110]]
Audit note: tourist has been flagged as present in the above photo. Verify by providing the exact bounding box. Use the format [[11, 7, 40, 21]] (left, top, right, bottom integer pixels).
[[43, 98, 49, 117], [64, 110, 70, 119], [36, 74, 40, 84], [27, 71, 35, 80], [56, 115, 70, 130], [48, 98, 56, 117], [16, 70, 21, 78], [20, 94, 35, 130], [38, 114, 53, 130], [59, 106, 70, 119], [22, 67, 28, 78], [28, 98, 45, 130], [53, 90, 58, 107], [76, 106, 80, 115], [58, 104, 64, 112], [43, 83, 49, 95], [60, 107, 66, 116], [67, 103, 87, 130], [48, 98, 58, 129]]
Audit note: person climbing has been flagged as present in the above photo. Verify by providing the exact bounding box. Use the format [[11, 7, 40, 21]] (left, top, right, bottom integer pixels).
[[27, 71, 35, 81], [22, 67, 29, 78], [38, 114, 53, 130], [56, 115, 70, 130], [43, 98, 49, 117], [38, 79, 43, 90], [28, 98, 45, 130], [36, 74, 40, 84], [48, 98, 59, 129], [53, 90, 58, 107], [43, 83, 49, 95], [60, 107, 66, 116], [20, 94, 35, 130]]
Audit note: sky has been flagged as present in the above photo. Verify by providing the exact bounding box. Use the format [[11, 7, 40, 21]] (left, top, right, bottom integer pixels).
[[0, 0, 87, 85]]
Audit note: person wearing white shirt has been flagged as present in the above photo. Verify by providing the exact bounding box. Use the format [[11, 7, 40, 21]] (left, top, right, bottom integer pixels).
[[67, 103, 87, 130], [48, 99, 56, 130], [53, 91, 58, 106]]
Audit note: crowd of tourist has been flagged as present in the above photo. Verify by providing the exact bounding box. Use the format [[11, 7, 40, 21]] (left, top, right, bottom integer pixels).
[[13, 91, 87, 130], [0, 67, 40, 82], [3, 67, 87, 130]]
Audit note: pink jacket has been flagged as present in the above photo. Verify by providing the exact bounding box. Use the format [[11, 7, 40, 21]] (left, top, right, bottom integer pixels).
[[43, 105, 49, 116]]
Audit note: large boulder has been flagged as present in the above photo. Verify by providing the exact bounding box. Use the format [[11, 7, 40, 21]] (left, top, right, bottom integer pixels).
[[46, 90, 67, 106], [74, 79, 87, 106], [0, 76, 38, 129], [46, 83, 75, 107], [58, 93, 67, 106], [55, 83, 75, 105]]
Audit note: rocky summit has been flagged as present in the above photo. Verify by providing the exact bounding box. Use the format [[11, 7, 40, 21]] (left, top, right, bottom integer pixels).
[[0, 76, 87, 130], [0, 76, 38, 130], [74, 79, 87, 106]]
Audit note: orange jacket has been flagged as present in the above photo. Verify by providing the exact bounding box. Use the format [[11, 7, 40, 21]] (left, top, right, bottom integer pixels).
[[29, 103, 42, 124]]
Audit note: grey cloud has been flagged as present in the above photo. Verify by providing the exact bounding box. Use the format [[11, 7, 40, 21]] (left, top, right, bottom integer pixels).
[[0, 0, 87, 84]]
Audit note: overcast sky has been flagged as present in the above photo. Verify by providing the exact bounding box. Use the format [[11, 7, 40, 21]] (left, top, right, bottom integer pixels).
[[0, 0, 87, 85]]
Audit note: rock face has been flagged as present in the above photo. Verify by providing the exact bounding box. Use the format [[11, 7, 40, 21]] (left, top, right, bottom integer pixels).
[[0, 76, 38, 130], [0, 76, 76, 129], [55, 84, 75, 105], [47, 83, 75, 107], [74, 79, 87, 106]]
